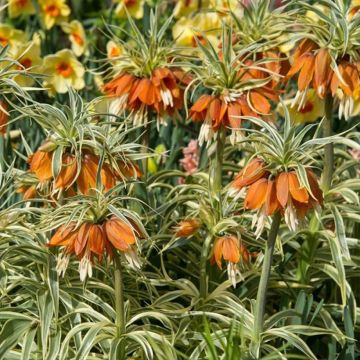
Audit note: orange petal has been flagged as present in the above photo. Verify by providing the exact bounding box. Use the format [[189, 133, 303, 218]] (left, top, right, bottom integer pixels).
[[48, 223, 77, 247], [232, 158, 266, 189], [55, 153, 77, 189], [30, 150, 53, 181], [227, 101, 242, 129], [222, 236, 240, 264], [298, 54, 315, 91], [213, 237, 224, 269], [88, 224, 105, 256], [77, 153, 98, 194], [105, 217, 135, 251], [288, 172, 309, 203], [314, 48, 332, 98], [244, 178, 268, 209], [306, 169, 323, 205], [265, 180, 280, 215], [276, 172, 289, 208], [250, 91, 271, 114], [75, 223, 91, 256]]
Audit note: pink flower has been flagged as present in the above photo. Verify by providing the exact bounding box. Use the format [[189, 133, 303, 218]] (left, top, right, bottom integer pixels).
[[180, 139, 199, 176]]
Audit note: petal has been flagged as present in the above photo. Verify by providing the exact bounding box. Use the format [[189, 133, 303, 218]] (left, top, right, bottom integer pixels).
[[250, 91, 271, 114], [288, 172, 309, 203], [30, 150, 53, 181], [244, 178, 268, 209], [75, 223, 91, 256], [232, 158, 266, 189], [88, 224, 105, 256], [138, 78, 157, 105], [213, 237, 224, 269], [227, 101, 242, 129], [48, 223, 77, 247], [276, 172, 289, 208], [105, 217, 135, 251], [265, 180, 280, 215], [298, 54, 315, 91], [314, 48, 332, 98], [222, 236, 240, 264], [306, 169, 323, 205], [55, 153, 77, 189]]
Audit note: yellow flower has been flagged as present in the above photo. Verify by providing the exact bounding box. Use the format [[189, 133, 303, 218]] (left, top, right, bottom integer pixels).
[[42, 49, 85, 95], [113, 0, 144, 19], [0, 24, 26, 49], [173, 0, 210, 18], [8, 0, 35, 18], [305, 4, 329, 23], [38, 0, 71, 30], [61, 20, 86, 56], [172, 13, 221, 48], [8, 35, 42, 87], [210, 0, 242, 15], [277, 90, 324, 124], [349, 0, 360, 19], [106, 40, 123, 60]]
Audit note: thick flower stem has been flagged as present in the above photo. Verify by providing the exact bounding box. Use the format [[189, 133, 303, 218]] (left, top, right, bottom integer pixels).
[[251, 212, 281, 358], [199, 129, 225, 302], [113, 253, 125, 356], [212, 128, 226, 212], [322, 94, 334, 193], [200, 235, 213, 301]]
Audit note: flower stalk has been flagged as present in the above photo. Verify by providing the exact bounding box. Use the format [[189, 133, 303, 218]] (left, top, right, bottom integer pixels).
[[212, 128, 226, 212], [113, 252, 126, 356], [251, 211, 281, 357], [322, 94, 334, 193]]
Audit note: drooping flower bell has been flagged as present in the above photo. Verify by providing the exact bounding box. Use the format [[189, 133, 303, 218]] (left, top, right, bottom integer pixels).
[[188, 27, 279, 146], [103, 68, 186, 128], [48, 215, 142, 281], [102, 10, 188, 129], [286, 2, 360, 119], [175, 218, 200, 237], [230, 158, 323, 234], [212, 235, 251, 287]]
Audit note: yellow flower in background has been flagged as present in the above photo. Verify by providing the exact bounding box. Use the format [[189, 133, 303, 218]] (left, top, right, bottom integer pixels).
[[42, 49, 85, 95], [113, 0, 144, 19], [277, 90, 324, 124], [211, 0, 242, 16], [106, 40, 123, 60], [0, 24, 26, 49], [172, 13, 221, 48], [39, 0, 71, 30], [8, 35, 42, 87], [61, 20, 86, 56], [173, 0, 210, 18], [350, 0, 360, 18], [8, 0, 35, 18], [305, 4, 329, 23]]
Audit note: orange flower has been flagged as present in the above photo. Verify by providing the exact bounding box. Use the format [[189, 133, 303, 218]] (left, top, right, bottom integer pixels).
[[17, 185, 37, 200], [49, 216, 141, 280], [175, 219, 200, 237], [0, 100, 8, 135], [287, 39, 334, 103], [213, 235, 250, 287], [330, 60, 360, 119], [235, 163, 323, 234], [275, 170, 322, 231], [77, 153, 116, 194], [29, 150, 53, 182], [103, 68, 184, 127], [104, 216, 136, 251], [229, 158, 267, 195], [116, 160, 142, 179], [54, 153, 77, 189], [189, 89, 276, 146]]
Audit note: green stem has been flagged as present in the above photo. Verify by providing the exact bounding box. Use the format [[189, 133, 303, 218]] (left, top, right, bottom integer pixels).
[[212, 128, 225, 214], [199, 129, 225, 301], [322, 94, 334, 193], [142, 117, 150, 181], [200, 235, 213, 301], [251, 212, 281, 358], [113, 253, 125, 338]]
